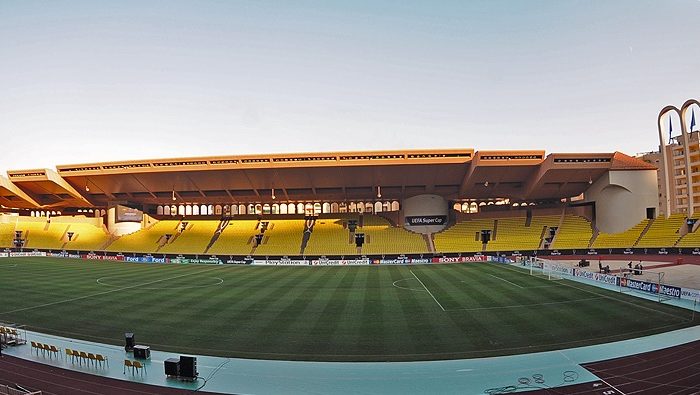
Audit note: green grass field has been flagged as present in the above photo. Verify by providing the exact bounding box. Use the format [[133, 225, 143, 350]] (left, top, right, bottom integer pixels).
[[0, 258, 696, 361]]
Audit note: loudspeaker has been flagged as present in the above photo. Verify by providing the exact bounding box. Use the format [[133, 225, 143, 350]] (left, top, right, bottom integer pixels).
[[354, 233, 365, 247], [179, 356, 198, 379], [480, 230, 491, 243], [164, 358, 180, 376], [124, 332, 135, 352], [134, 345, 150, 359]]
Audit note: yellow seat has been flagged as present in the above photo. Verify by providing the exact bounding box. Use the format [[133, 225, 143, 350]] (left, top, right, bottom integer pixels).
[[124, 359, 134, 374], [65, 348, 74, 362], [79, 351, 88, 365], [96, 353, 108, 367], [49, 345, 60, 357], [132, 360, 145, 375], [41, 343, 51, 356], [88, 352, 97, 366]]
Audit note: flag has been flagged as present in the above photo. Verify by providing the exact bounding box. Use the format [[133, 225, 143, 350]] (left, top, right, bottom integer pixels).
[[669, 115, 673, 142], [691, 108, 696, 132]]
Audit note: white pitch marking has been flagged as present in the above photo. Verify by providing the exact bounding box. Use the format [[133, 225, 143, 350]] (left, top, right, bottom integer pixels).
[[392, 278, 424, 292], [447, 296, 605, 312], [488, 273, 524, 288], [410, 269, 445, 311]]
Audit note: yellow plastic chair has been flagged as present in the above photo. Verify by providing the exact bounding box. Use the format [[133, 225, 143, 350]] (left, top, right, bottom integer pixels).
[[49, 345, 60, 358], [96, 354, 109, 367], [65, 348, 74, 362], [42, 343, 51, 357], [132, 360, 145, 375], [79, 351, 89, 365], [88, 353, 97, 366], [30, 341, 39, 354], [123, 359, 134, 374]]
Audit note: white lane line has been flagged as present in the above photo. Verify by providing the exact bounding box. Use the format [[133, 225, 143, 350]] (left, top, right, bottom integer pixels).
[[0, 266, 223, 315], [488, 273, 524, 288], [410, 269, 445, 311]]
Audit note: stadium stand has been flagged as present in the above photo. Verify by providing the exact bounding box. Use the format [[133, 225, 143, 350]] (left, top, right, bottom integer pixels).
[[13, 218, 68, 250], [675, 216, 700, 248], [206, 220, 260, 255], [635, 213, 686, 248], [549, 215, 594, 250], [304, 217, 358, 256], [253, 219, 307, 256], [158, 220, 219, 254], [358, 215, 429, 255], [0, 222, 15, 248], [485, 215, 560, 252], [434, 217, 494, 253], [59, 222, 110, 251], [591, 219, 649, 249], [106, 220, 182, 253]]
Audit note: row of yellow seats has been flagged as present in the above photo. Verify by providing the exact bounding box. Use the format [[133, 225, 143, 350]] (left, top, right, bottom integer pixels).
[[254, 220, 307, 256], [160, 220, 220, 254], [304, 219, 357, 256], [550, 215, 594, 250], [207, 220, 260, 255], [434, 218, 494, 253], [592, 219, 649, 249], [636, 214, 686, 248]]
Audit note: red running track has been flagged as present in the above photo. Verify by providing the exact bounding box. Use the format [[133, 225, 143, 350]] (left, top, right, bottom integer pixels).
[[521, 340, 700, 395], [0, 354, 222, 395]]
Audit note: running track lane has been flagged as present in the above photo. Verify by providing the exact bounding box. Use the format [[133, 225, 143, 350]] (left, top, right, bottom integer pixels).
[[522, 340, 700, 395], [0, 354, 222, 395]]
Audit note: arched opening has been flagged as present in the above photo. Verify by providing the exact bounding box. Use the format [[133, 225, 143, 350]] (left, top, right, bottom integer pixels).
[[230, 204, 238, 215], [322, 202, 331, 213], [364, 202, 373, 213], [178, 205, 185, 216], [271, 204, 279, 214], [30, 211, 35, 217], [279, 203, 287, 214], [193, 205, 200, 215], [239, 204, 247, 215], [185, 205, 192, 216], [297, 203, 305, 214], [339, 202, 347, 213], [170, 205, 177, 216], [313, 203, 322, 215], [330, 202, 339, 213], [200, 205, 207, 215], [263, 204, 271, 214], [349, 202, 357, 212], [223, 205, 230, 216], [287, 203, 296, 214], [374, 201, 383, 213], [304, 203, 314, 215], [156, 206, 163, 215], [247, 204, 255, 215], [215, 205, 222, 216], [255, 204, 262, 215], [207, 205, 214, 215], [453, 203, 462, 212], [391, 201, 400, 211], [164, 205, 171, 216]]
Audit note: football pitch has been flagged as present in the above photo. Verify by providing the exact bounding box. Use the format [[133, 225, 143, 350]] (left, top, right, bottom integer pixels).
[[0, 258, 696, 361]]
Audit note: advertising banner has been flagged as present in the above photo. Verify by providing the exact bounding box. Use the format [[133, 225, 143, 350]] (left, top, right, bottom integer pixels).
[[9, 251, 46, 257], [573, 269, 619, 286], [432, 256, 487, 263], [681, 287, 700, 301], [404, 215, 447, 226], [311, 258, 370, 266]]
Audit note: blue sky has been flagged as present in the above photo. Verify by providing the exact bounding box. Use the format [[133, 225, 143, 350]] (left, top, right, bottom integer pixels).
[[1, 0, 699, 172]]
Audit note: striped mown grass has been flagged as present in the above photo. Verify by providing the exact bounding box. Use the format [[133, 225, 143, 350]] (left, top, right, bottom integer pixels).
[[0, 258, 695, 361]]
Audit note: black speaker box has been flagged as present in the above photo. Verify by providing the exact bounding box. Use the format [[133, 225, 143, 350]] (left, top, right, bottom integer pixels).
[[164, 358, 180, 376], [179, 356, 198, 379], [124, 332, 135, 352]]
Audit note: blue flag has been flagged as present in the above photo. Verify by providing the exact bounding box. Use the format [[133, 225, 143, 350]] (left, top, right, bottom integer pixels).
[[692, 109, 696, 131]]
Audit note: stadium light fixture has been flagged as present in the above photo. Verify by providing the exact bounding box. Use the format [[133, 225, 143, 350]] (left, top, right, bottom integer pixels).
[[172, 190, 177, 201], [377, 186, 382, 199], [271, 188, 276, 200]]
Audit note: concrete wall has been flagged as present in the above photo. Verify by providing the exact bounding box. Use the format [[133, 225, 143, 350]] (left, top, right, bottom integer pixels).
[[583, 170, 658, 234], [403, 194, 448, 234], [106, 206, 143, 236]]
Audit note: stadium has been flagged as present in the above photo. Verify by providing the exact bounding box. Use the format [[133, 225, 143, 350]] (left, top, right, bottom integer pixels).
[[3, 2, 700, 394], [1, 142, 700, 394]]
